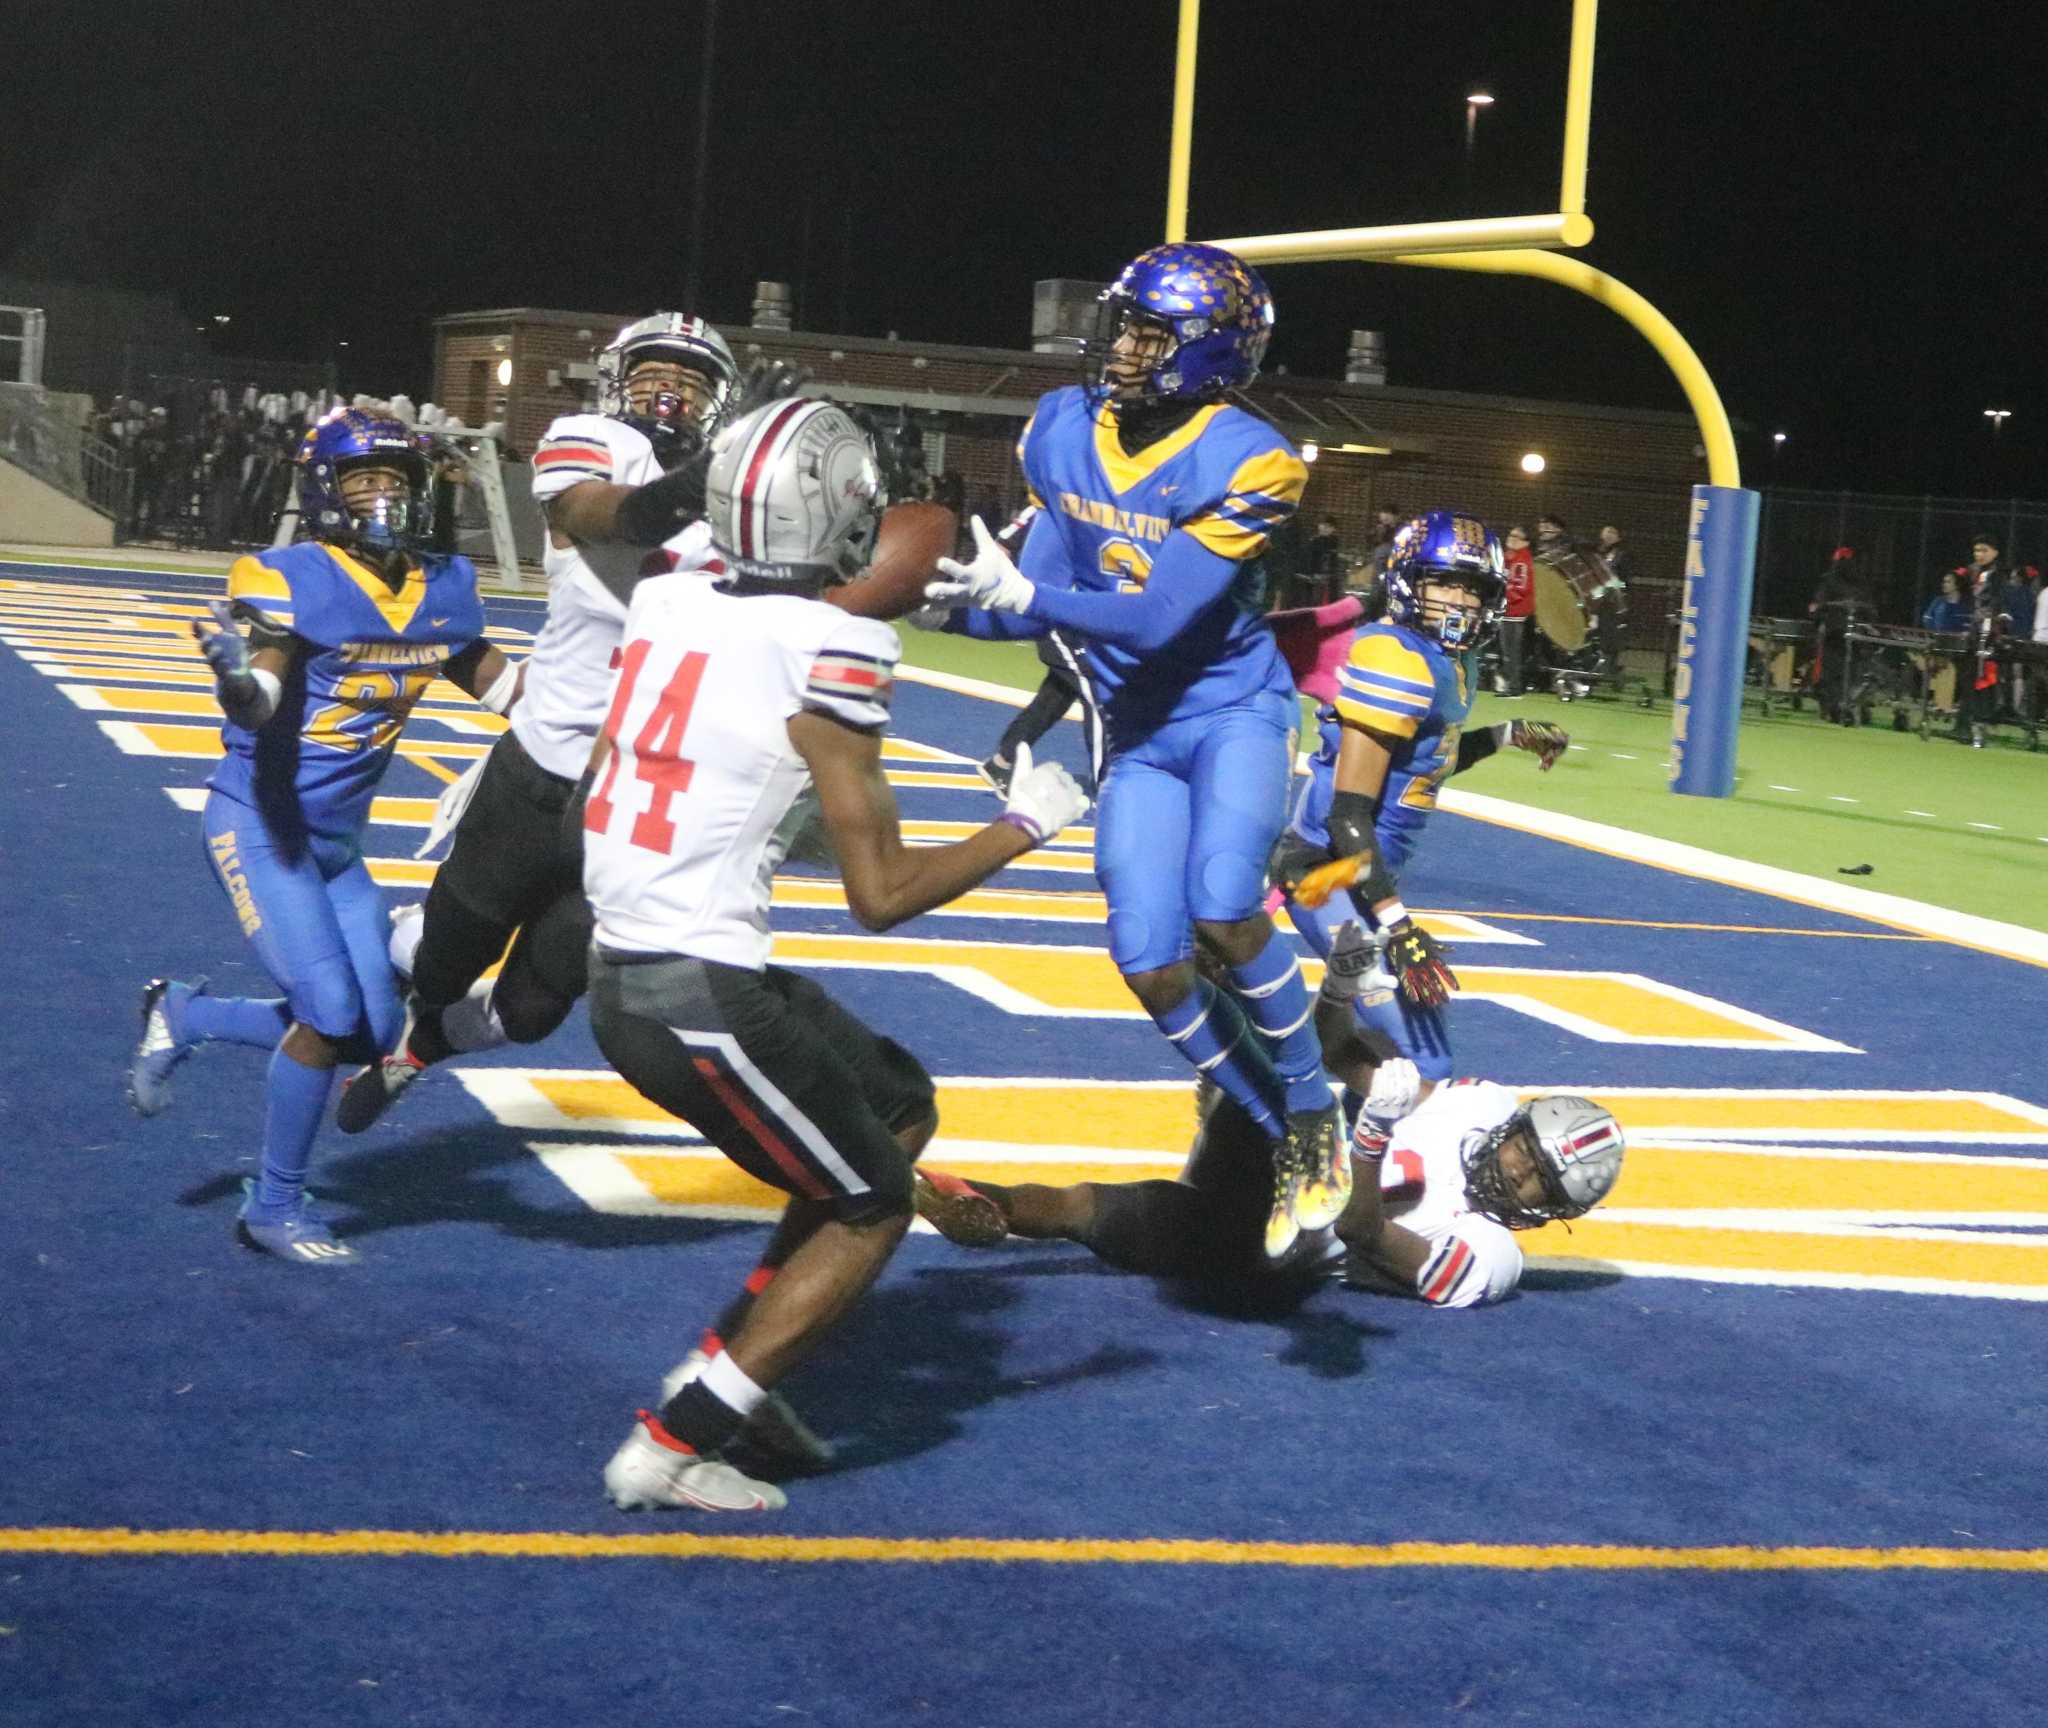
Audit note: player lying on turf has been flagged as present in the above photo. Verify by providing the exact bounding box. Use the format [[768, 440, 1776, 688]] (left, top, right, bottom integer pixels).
[[914, 1057, 1624, 1310], [335, 315, 810, 1134], [921, 243, 1345, 1265], [584, 400, 1090, 1513], [128, 409, 517, 1265]]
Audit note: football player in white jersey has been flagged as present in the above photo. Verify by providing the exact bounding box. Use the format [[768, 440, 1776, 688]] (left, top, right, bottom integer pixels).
[[588, 399, 1090, 1513], [336, 314, 805, 1133], [915, 1062, 1623, 1311]]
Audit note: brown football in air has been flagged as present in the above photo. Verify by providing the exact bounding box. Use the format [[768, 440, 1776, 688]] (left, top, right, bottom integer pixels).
[[828, 501, 959, 620]]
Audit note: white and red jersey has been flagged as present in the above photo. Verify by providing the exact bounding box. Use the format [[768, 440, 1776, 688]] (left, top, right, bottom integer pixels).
[[515, 413, 722, 780], [583, 572, 899, 968], [1376, 1079, 1525, 1308]]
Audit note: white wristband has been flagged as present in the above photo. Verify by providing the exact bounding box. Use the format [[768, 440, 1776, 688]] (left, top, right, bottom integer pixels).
[[477, 658, 520, 715], [229, 665, 282, 727], [1376, 898, 1410, 927]]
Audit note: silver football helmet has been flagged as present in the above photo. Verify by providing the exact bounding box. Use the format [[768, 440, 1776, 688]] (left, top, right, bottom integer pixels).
[[595, 312, 739, 458], [705, 399, 881, 587], [1462, 1094, 1624, 1231]]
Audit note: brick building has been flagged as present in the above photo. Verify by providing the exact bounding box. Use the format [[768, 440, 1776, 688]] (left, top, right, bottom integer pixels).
[[433, 303, 1710, 637]]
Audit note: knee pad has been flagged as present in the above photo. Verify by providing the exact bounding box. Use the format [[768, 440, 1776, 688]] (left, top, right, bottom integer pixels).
[[411, 880, 515, 1009], [290, 961, 365, 1045], [491, 970, 576, 1045], [491, 896, 592, 1044]]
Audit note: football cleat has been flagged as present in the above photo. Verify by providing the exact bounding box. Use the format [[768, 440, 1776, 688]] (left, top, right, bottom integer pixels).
[[335, 1046, 427, 1135], [912, 1168, 1010, 1248], [977, 753, 1014, 798], [1264, 1133, 1306, 1262], [1287, 1104, 1352, 1231], [128, 978, 202, 1117], [659, 1352, 836, 1472], [604, 1412, 787, 1513], [236, 1180, 360, 1267]]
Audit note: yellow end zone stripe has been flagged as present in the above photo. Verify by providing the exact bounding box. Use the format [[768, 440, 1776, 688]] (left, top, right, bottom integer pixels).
[[490, 1072, 2048, 1200], [109, 724, 968, 788], [5, 1526, 2047, 1572]]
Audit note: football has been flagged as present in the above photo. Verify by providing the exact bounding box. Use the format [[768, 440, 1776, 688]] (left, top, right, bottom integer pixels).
[[828, 501, 959, 620]]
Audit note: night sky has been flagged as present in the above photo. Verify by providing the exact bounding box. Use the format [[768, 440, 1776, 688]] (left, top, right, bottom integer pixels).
[[4, 0, 2041, 495]]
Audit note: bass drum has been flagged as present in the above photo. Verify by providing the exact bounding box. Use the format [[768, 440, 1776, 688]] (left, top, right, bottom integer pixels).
[[1531, 547, 1606, 652]]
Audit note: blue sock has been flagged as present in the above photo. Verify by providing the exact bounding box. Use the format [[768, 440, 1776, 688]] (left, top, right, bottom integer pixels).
[[252, 1046, 335, 1216], [179, 988, 291, 1050], [1227, 931, 1333, 1116], [1153, 978, 1283, 1137]]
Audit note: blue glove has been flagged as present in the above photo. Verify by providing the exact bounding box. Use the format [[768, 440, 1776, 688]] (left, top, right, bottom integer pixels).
[[195, 600, 252, 684]]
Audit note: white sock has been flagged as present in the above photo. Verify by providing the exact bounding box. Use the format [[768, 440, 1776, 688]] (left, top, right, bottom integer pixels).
[[700, 1349, 767, 1419]]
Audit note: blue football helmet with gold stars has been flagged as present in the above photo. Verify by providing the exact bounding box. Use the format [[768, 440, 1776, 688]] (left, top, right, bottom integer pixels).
[[1383, 510, 1506, 648], [295, 407, 435, 554], [1082, 242, 1275, 406]]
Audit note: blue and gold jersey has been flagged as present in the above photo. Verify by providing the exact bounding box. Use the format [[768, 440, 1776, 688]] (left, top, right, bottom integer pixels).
[[207, 542, 486, 840], [1017, 385, 1302, 730], [1290, 622, 1476, 871]]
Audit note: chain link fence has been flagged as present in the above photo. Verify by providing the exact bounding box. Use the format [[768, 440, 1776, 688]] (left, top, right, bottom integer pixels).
[[1756, 489, 2048, 623]]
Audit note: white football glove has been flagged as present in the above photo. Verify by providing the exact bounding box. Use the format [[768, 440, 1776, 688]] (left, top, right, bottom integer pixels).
[[1318, 919, 1377, 1002], [927, 513, 1037, 615], [1361, 1057, 1423, 1125], [415, 752, 488, 859], [999, 742, 1088, 844]]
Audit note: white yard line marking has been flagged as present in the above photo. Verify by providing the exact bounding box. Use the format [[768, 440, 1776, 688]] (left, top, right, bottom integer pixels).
[[1437, 788, 2048, 969], [1969, 822, 2003, 832]]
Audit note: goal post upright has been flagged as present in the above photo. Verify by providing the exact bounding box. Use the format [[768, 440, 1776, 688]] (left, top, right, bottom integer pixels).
[[1164, 0, 1758, 797], [1164, 0, 1200, 244]]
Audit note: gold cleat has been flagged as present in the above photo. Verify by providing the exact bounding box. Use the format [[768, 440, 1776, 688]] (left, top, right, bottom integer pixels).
[[1264, 1135, 1306, 1262], [913, 1168, 1010, 1248], [1287, 1105, 1352, 1232]]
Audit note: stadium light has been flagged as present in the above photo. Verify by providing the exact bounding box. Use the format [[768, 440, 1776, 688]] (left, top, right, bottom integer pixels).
[[1520, 451, 1546, 474], [1464, 88, 1495, 158], [1300, 440, 1320, 463], [1772, 431, 1787, 446], [495, 358, 514, 387], [1984, 408, 2013, 434]]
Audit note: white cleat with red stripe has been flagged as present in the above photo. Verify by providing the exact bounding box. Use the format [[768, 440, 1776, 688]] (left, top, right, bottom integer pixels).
[[603, 1412, 787, 1513]]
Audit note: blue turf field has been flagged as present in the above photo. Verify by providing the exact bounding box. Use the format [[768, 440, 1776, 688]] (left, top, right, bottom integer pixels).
[[4, 561, 2047, 1726]]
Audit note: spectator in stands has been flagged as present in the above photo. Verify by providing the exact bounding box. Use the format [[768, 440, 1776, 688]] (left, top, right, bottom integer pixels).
[[1496, 524, 1535, 695], [133, 407, 171, 538], [1533, 512, 1570, 559], [1364, 504, 1404, 575], [1305, 514, 1344, 603]]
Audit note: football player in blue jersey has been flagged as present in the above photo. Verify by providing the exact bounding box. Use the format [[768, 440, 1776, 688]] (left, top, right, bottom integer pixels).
[[921, 242, 1341, 1261], [127, 408, 519, 1265], [1274, 510, 1566, 1158]]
